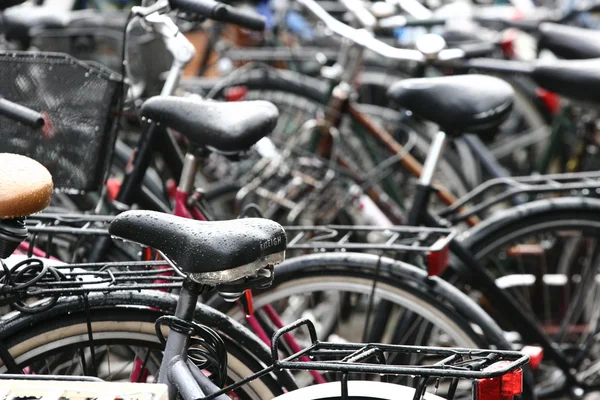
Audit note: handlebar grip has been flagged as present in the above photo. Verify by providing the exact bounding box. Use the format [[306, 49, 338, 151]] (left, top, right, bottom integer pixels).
[[460, 41, 497, 58], [169, 0, 265, 31], [507, 19, 540, 32], [0, 98, 44, 128]]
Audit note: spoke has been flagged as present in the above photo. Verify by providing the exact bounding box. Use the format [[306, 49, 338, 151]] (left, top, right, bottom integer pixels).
[[137, 348, 153, 383], [106, 345, 112, 381], [78, 348, 88, 376], [539, 239, 552, 324], [555, 238, 600, 343]]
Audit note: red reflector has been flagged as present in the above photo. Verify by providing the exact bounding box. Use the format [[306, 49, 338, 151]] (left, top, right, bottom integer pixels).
[[427, 244, 450, 276], [166, 179, 177, 199], [536, 88, 561, 115], [500, 29, 518, 59], [522, 346, 543, 371], [225, 86, 249, 102], [106, 178, 121, 201], [476, 362, 523, 400], [501, 368, 524, 396]]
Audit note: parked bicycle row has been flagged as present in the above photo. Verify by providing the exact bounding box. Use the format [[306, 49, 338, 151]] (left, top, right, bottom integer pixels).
[[1, 0, 600, 399]]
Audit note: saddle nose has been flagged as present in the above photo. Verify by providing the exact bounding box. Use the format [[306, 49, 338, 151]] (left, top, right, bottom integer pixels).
[[0, 153, 53, 219]]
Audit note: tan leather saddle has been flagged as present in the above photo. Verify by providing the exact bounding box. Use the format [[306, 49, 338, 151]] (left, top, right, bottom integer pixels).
[[0, 153, 53, 219]]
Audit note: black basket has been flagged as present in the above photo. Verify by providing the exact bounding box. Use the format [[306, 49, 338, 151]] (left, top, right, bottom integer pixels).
[[0, 51, 123, 191]]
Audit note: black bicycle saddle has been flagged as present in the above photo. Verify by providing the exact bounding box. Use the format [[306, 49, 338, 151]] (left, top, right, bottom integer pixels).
[[538, 23, 600, 60], [140, 97, 279, 153], [532, 58, 600, 104], [387, 75, 514, 137], [109, 211, 287, 283]]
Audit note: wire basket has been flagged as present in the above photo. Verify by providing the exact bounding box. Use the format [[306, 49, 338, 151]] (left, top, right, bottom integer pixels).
[[0, 51, 123, 192]]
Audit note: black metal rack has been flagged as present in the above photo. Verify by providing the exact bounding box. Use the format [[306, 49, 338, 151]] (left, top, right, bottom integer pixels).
[[0, 259, 181, 313], [200, 318, 529, 400], [439, 170, 600, 223], [286, 225, 455, 253]]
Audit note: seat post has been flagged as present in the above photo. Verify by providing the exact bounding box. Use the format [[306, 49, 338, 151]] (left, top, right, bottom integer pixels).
[[407, 130, 447, 225], [178, 153, 199, 195], [418, 130, 447, 187]]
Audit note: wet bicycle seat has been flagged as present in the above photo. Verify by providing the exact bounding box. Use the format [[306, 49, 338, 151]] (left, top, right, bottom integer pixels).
[[532, 58, 600, 104], [387, 75, 513, 137], [0, 153, 53, 219], [538, 23, 600, 60], [140, 97, 279, 154], [109, 211, 287, 285], [2, 7, 70, 42]]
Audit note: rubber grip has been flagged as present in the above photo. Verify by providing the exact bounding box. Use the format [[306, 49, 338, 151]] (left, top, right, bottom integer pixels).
[[170, 0, 265, 31], [0, 98, 44, 128]]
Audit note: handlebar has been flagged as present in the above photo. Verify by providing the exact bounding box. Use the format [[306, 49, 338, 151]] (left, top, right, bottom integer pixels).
[[0, 99, 44, 128], [297, 0, 464, 62], [169, 0, 265, 31], [337, 0, 377, 29]]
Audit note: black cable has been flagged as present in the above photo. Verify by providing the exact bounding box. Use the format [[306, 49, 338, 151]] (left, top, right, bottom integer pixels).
[[99, 10, 135, 203]]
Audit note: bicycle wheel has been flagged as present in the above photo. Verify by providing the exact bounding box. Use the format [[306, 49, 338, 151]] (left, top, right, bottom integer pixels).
[[0, 292, 293, 399], [462, 197, 600, 394]]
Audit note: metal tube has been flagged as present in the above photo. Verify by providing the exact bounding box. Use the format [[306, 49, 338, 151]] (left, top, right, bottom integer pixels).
[[418, 131, 447, 187], [186, 359, 230, 400], [178, 154, 199, 194], [168, 357, 207, 400], [159, 330, 190, 400]]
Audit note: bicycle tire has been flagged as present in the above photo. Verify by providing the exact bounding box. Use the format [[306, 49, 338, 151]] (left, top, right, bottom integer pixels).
[[0, 291, 297, 397]]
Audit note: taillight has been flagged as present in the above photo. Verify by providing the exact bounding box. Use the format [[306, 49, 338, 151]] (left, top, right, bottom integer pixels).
[[225, 86, 249, 102], [475, 361, 523, 400], [106, 178, 121, 201], [522, 346, 543, 371], [427, 242, 450, 277], [500, 29, 518, 60], [536, 88, 561, 115]]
